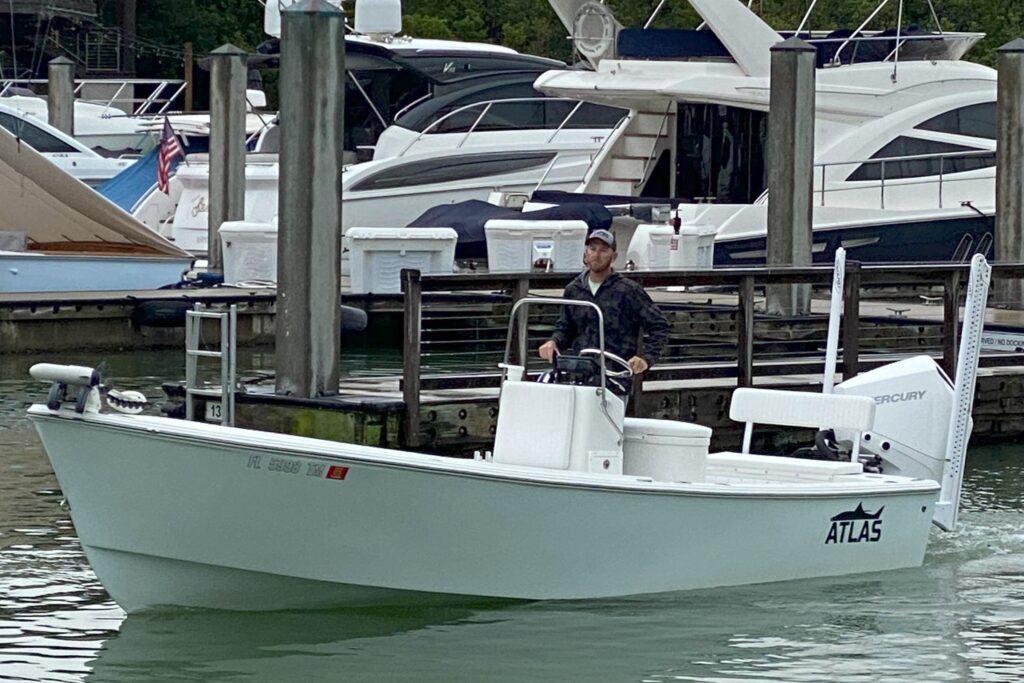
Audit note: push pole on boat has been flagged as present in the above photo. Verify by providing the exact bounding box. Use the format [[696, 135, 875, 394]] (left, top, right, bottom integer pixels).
[[822, 248, 846, 394], [934, 254, 991, 532]]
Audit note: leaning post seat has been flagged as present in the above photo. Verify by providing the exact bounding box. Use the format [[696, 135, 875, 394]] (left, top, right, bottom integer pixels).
[[492, 380, 625, 473], [706, 388, 876, 481], [728, 388, 876, 460]]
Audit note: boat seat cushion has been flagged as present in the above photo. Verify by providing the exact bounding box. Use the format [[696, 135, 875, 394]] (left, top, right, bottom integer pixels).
[[707, 451, 863, 478], [492, 382, 575, 469], [730, 388, 875, 432]]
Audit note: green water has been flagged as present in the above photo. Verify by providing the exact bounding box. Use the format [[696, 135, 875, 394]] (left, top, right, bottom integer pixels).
[[1, 351, 1022, 682]]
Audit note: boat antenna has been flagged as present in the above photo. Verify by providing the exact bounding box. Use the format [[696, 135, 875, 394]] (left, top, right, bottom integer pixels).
[[832, 0, 894, 66], [796, 0, 820, 36], [6, 0, 18, 81], [643, 0, 668, 29], [891, 0, 904, 82], [822, 247, 845, 394], [926, 0, 943, 33]]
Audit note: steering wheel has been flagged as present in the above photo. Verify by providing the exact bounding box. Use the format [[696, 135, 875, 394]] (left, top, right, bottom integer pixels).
[[579, 348, 634, 378]]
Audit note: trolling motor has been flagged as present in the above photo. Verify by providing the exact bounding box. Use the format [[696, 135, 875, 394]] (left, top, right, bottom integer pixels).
[[31, 364, 102, 414], [30, 363, 149, 415]]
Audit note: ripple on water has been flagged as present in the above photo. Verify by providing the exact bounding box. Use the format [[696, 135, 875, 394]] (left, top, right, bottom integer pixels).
[[0, 548, 122, 683]]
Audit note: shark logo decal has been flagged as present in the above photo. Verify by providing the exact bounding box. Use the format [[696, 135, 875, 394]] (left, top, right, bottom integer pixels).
[[825, 503, 883, 544]]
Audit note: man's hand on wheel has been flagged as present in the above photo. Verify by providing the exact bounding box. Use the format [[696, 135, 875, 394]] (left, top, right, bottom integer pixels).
[[539, 340, 559, 361], [627, 356, 649, 375]]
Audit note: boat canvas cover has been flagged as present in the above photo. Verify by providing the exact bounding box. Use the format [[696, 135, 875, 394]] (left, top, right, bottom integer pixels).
[[0, 126, 188, 257], [97, 145, 180, 214]]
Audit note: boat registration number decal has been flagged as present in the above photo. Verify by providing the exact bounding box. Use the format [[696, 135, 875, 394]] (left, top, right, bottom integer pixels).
[[244, 455, 347, 481], [825, 503, 883, 545]]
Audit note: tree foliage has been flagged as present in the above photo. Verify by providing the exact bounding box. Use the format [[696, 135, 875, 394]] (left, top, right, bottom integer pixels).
[[124, 0, 1017, 75]]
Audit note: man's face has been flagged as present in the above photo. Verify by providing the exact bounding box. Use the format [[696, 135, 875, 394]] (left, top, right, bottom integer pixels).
[[585, 240, 616, 273]]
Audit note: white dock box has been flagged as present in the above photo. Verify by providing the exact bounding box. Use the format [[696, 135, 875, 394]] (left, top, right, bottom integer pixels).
[[622, 418, 711, 483], [220, 219, 279, 284], [346, 227, 458, 294], [484, 219, 588, 273]]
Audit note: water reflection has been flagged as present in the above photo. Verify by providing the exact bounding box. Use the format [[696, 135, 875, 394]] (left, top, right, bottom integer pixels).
[[84, 606, 484, 682], [75, 564, 1020, 683]]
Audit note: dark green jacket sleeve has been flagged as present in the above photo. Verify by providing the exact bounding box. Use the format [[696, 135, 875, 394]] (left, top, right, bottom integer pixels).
[[550, 285, 576, 350]]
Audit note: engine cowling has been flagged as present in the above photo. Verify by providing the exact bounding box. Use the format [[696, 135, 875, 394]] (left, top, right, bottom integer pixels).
[[834, 356, 960, 481]]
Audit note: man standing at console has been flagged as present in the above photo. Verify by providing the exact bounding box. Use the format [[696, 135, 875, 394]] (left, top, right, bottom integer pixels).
[[538, 229, 669, 379]]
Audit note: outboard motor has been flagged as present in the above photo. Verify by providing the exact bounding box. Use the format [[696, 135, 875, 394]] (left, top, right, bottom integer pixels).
[[833, 356, 959, 482]]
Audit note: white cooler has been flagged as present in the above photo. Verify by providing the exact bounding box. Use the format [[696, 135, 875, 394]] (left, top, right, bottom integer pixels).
[[622, 417, 711, 483], [484, 219, 588, 273], [346, 227, 458, 294], [627, 223, 717, 270], [669, 224, 717, 269], [220, 219, 279, 284], [625, 223, 674, 270]]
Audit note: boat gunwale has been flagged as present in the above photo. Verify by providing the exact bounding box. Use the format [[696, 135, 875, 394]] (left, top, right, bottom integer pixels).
[[28, 404, 941, 500]]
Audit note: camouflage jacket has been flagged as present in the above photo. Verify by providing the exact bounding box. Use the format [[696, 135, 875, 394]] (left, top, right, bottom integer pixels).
[[550, 271, 670, 366]]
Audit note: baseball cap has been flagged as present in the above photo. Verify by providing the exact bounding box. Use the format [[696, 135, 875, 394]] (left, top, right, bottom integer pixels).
[[586, 229, 616, 249]]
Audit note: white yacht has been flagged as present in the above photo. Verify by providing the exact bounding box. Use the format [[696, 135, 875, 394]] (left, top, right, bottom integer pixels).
[[534, 0, 998, 265], [0, 89, 157, 155], [0, 102, 137, 186], [339, 96, 625, 231]]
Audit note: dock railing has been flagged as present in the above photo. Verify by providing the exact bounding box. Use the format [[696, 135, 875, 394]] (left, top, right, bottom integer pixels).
[[400, 263, 1024, 447]]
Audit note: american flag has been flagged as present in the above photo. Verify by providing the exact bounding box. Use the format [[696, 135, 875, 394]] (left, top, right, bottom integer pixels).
[[157, 117, 184, 194]]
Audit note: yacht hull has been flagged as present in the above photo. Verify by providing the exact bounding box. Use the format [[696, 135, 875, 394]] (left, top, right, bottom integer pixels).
[[29, 408, 939, 613], [715, 212, 993, 266]]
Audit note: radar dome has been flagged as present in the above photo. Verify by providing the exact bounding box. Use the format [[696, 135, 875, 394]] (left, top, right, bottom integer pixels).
[[355, 0, 402, 35]]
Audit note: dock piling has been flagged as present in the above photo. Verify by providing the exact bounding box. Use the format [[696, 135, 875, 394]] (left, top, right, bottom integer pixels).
[[46, 57, 75, 137], [512, 276, 531, 366], [737, 274, 755, 387], [184, 42, 194, 112], [402, 269, 423, 447], [274, 0, 346, 398], [208, 44, 248, 273], [842, 261, 861, 379], [996, 38, 1024, 309], [766, 37, 816, 316], [943, 270, 962, 378]]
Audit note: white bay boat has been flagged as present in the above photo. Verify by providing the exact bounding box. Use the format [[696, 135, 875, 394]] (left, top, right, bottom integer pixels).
[[26, 256, 990, 612]]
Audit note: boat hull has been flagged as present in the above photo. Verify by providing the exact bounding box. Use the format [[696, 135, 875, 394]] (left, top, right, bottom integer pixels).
[[29, 408, 938, 612], [0, 253, 190, 293]]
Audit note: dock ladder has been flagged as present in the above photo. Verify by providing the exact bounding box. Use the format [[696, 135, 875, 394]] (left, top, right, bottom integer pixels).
[[185, 304, 238, 426]]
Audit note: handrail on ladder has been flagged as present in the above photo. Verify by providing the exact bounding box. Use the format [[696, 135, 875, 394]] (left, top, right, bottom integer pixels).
[[185, 304, 238, 426]]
